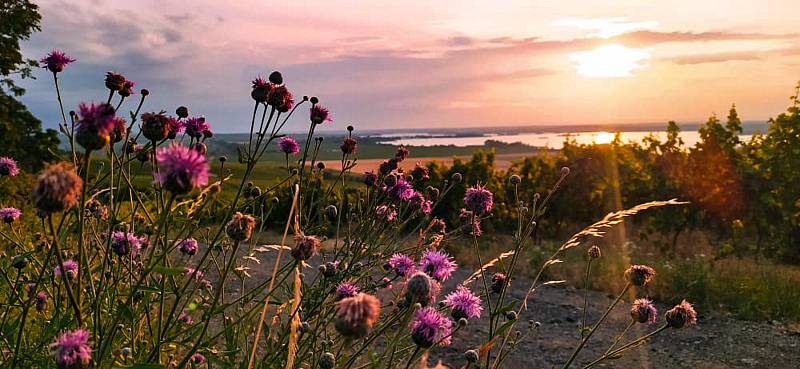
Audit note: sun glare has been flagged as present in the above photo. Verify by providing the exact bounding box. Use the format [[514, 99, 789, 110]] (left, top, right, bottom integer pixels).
[[594, 131, 616, 144], [569, 43, 651, 78]]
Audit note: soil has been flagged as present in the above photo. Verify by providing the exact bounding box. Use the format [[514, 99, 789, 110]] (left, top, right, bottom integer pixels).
[[429, 269, 800, 369]]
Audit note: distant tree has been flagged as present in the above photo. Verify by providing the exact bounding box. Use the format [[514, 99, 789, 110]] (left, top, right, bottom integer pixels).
[[0, 0, 60, 170]]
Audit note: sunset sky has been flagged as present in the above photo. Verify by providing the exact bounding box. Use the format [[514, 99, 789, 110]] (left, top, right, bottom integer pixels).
[[19, 0, 800, 132]]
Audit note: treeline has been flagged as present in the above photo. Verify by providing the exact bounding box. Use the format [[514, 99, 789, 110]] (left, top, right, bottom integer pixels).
[[425, 86, 800, 262]]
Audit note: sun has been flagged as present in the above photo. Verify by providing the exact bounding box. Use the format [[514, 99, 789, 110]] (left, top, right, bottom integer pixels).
[[594, 131, 616, 144], [569, 43, 651, 78]]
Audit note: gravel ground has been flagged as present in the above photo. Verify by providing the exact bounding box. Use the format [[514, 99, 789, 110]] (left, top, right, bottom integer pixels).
[[429, 269, 800, 369]]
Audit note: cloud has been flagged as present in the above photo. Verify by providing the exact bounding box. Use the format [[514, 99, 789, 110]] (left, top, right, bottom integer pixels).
[[610, 30, 800, 47], [668, 51, 763, 65]]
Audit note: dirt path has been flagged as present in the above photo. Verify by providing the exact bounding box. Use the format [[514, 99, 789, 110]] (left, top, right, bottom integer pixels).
[[430, 269, 800, 369]]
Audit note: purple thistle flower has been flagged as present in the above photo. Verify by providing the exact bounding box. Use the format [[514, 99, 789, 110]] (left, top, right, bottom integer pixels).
[[408, 191, 432, 214], [49, 328, 92, 368], [310, 105, 332, 124], [420, 250, 457, 282], [334, 293, 381, 339], [104, 72, 127, 91], [155, 143, 210, 194], [251, 76, 272, 102], [268, 85, 294, 112], [411, 163, 430, 181], [54, 259, 79, 281], [630, 298, 657, 324], [278, 136, 300, 155], [35, 291, 48, 312], [225, 212, 256, 241], [443, 285, 483, 319], [191, 353, 206, 364], [666, 300, 697, 329], [184, 267, 204, 280], [0, 157, 20, 176], [183, 117, 210, 139], [340, 137, 357, 155], [411, 307, 452, 347], [624, 265, 656, 287], [335, 282, 359, 301], [32, 162, 83, 215], [178, 309, 193, 324], [76, 102, 117, 151], [388, 253, 415, 276], [119, 80, 136, 97], [177, 238, 199, 256], [375, 205, 397, 222], [0, 207, 21, 224], [40, 50, 76, 73], [395, 146, 410, 161], [464, 182, 493, 214], [141, 111, 172, 142], [460, 209, 482, 237], [291, 234, 320, 261], [387, 177, 415, 201], [110, 231, 144, 257], [363, 171, 378, 186]]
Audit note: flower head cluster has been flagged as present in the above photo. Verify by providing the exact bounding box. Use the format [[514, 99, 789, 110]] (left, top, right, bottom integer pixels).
[[388, 253, 415, 276], [411, 307, 452, 347], [464, 182, 493, 214], [54, 260, 79, 280], [419, 250, 457, 282], [191, 353, 206, 365], [251, 76, 270, 102], [443, 285, 483, 319], [395, 146, 410, 161], [177, 238, 199, 256], [178, 309, 193, 324], [105, 72, 127, 91], [110, 231, 144, 256], [141, 111, 172, 141], [408, 192, 432, 214], [376, 205, 397, 222], [363, 171, 378, 186], [155, 143, 210, 194], [49, 328, 92, 368], [335, 282, 359, 301], [225, 212, 256, 241], [110, 117, 127, 143], [32, 162, 83, 216], [310, 105, 332, 124], [278, 136, 300, 155], [75, 102, 117, 151], [0, 157, 19, 177], [268, 85, 294, 112], [666, 300, 697, 329], [291, 234, 320, 261], [40, 50, 75, 73], [411, 164, 430, 182], [624, 265, 656, 287], [404, 271, 436, 306], [0, 207, 21, 224], [334, 293, 381, 339], [387, 177, 415, 201], [184, 116, 210, 139], [630, 298, 657, 324], [119, 80, 136, 97], [340, 137, 357, 155]]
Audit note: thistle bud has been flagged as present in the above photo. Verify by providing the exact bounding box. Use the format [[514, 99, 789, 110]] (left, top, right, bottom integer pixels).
[[588, 245, 601, 259]]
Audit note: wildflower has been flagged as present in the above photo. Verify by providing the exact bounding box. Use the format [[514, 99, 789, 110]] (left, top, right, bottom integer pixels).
[[630, 298, 657, 324], [376, 205, 397, 222], [363, 171, 378, 186], [0, 207, 21, 224], [509, 174, 521, 184], [40, 50, 76, 73], [310, 104, 332, 124], [75, 102, 117, 151], [176, 106, 189, 118], [665, 300, 697, 329], [411, 307, 452, 347], [167, 116, 183, 139], [278, 136, 300, 155], [291, 234, 320, 261], [104, 72, 127, 91], [110, 231, 143, 256], [411, 163, 430, 182], [340, 137, 357, 155], [32, 162, 83, 216], [110, 116, 127, 143], [395, 146, 410, 161], [319, 352, 335, 369], [459, 209, 483, 237], [335, 282, 359, 301], [135, 146, 151, 163], [378, 161, 392, 175], [267, 85, 294, 112], [491, 273, 508, 293], [404, 271, 435, 306], [430, 218, 446, 234], [443, 285, 483, 319], [624, 265, 656, 287], [334, 293, 381, 339], [269, 71, 283, 84], [155, 143, 210, 194], [388, 177, 415, 201], [35, 291, 48, 312], [119, 80, 136, 97], [464, 182, 493, 214], [409, 192, 432, 214], [420, 250, 457, 282], [191, 353, 205, 364], [225, 212, 256, 241], [388, 253, 415, 276], [183, 116, 210, 139], [177, 238, 199, 256], [588, 245, 602, 259], [184, 267, 204, 280], [178, 309, 193, 324], [54, 260, 79, 281], [49, 328, 92, 368], [141, 111, 172, 142], [464, 350, 479, 363], [251, 77, 271, 102], [0, 157, 20, 176]]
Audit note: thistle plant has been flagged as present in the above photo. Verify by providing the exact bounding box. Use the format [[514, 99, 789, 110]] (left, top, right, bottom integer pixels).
[[0, 48, 699, 369]]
